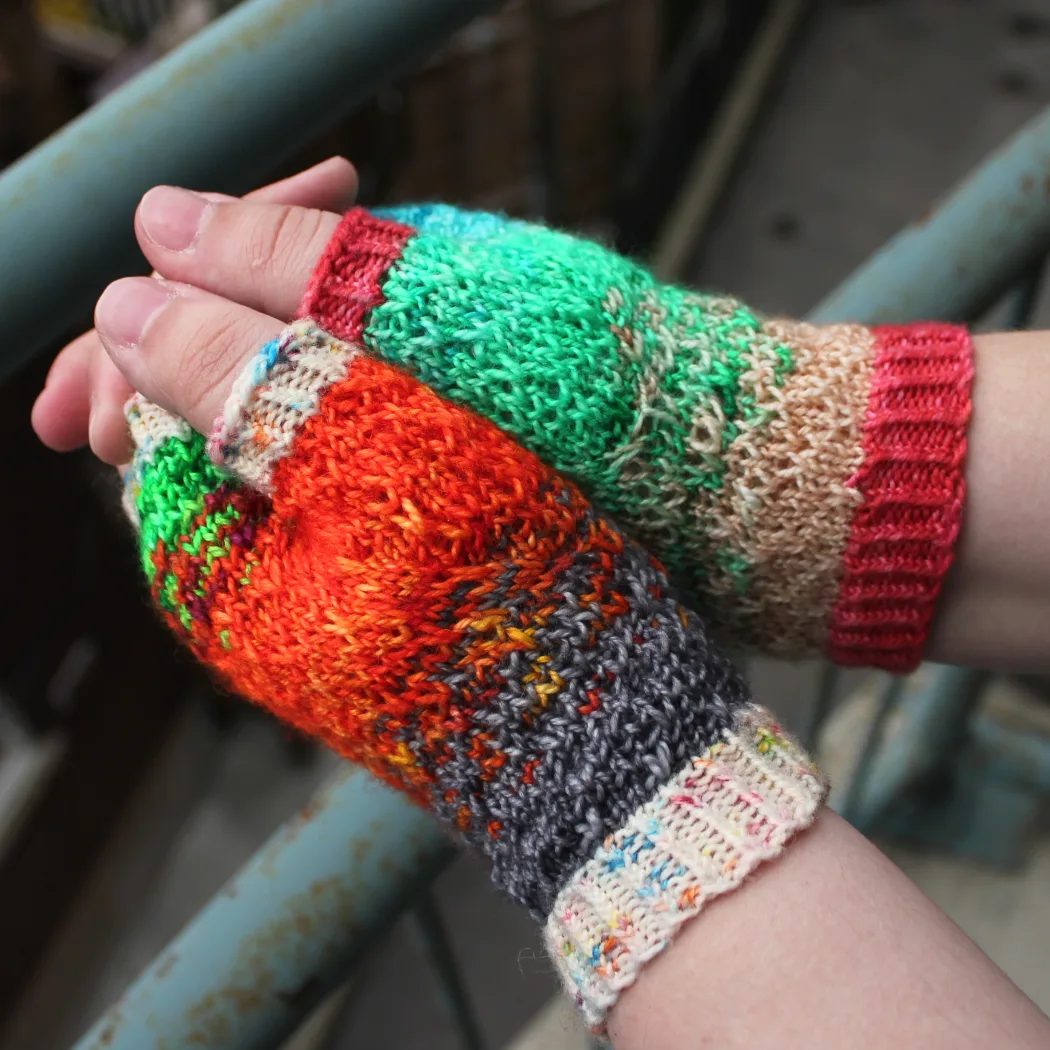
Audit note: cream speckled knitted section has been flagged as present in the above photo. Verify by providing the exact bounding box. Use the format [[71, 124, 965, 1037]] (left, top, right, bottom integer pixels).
[[123, 395, 194, 526], [208, 319, 360, 494], [545, 704, 827, 1030]]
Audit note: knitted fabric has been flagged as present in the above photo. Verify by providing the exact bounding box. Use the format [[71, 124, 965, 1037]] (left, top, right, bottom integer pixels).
[[550, 705, 823, 1026], [122, 320, 826, 1029], [301, 205, 975, 672]]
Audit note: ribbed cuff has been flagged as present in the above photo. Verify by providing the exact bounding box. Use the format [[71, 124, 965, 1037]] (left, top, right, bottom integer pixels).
[[207, 321, 359, 495], [544, 705, 827, 1031], [299, 207, 414, 344], [122, 395, 194, 527], [826, 323, 974, 672]]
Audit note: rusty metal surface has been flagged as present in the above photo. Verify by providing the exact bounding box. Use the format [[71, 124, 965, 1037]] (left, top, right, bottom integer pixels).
[[812, 105, 1050, 324], [73, 767, 454, 1049], [0, 0, 500, 382]]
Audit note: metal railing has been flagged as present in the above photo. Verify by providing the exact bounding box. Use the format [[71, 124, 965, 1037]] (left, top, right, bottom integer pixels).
[[0, 0, 501, 383], [3, 2, 1050, 1047]]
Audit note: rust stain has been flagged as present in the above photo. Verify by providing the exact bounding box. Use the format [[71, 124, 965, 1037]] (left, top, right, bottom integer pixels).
[[254, 775, 354, 878], [83, 776, 449, 1047], [1022, 175, 1035, 192], [273, 795, 325, 848], [91, 998, 126, 1048], [178, 873, 363, 1046], [352, 837, 371, 866]]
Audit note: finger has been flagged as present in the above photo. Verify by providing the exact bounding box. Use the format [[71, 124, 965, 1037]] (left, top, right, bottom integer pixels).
[[199, 157, 358, 211], [243, 156, 358, 211], [135, 194, 338, 319], [32, 331, 96, 451], [34, 159, 355, 458], [95, 276, 281, 434], [33, 331, 135, 462], [133, 156, 356, 315], [88, 352, 136, 465]]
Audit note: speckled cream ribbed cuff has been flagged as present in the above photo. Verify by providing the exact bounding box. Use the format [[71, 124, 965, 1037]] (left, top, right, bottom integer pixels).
[[544, 705, 827, 1031], [207, 320, 361, 494]]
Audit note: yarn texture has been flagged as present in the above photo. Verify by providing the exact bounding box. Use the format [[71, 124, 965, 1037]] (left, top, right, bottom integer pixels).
[[301, 205, 975, 671], [123, 320, 826, 1029]]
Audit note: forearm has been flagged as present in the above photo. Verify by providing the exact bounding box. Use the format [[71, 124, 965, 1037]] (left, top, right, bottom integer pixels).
[[610, 810, 1050, 1050], [610, 331, 1050, 1049], [928, 331, 1050, 672]]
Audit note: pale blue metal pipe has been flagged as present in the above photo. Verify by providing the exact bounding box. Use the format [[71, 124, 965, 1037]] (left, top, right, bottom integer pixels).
[[812, 106, 1050, 325], [74, 767, 454, 1050], [0, 0, 499, 382]]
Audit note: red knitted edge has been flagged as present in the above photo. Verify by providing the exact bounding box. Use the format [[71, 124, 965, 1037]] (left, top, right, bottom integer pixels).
[[299, 207, 415, 343], [824, 324, 975, 673]]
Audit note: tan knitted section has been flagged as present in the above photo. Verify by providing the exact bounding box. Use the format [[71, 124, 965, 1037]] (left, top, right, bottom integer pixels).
[[702, 320, 876, 654], [605, 289, 737, 576], [608, 291, 767, 578]]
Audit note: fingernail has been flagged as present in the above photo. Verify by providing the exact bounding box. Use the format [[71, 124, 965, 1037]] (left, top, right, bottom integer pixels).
[[139, 186, 210, 251], [96, 277, 175, 350]]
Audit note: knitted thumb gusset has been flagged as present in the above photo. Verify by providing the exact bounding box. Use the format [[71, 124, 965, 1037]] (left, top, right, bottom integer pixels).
[[122, 320, 827, 1030], [300, 205, 975, 673]]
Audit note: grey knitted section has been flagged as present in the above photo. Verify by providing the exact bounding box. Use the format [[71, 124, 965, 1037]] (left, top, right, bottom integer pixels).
[[424, 519, 751, 919]]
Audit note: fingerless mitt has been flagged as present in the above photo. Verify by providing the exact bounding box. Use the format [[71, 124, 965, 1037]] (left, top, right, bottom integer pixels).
[[301, 205, 975, 672], [122, 321, 826, 1029]]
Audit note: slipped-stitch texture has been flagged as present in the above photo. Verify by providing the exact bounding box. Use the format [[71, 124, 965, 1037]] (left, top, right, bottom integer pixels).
[[123, 320, 826, 1029], [301, 205, 975, 671]]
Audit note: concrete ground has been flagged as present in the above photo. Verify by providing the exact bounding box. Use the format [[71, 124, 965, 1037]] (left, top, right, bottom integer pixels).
[[4, 1, 1050, 1048]]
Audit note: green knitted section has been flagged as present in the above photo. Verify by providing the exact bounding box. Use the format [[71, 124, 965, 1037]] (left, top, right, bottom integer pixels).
[[365, 222, 644, 506], [133, 431, 229, 583], [366, 212, 797, 584]]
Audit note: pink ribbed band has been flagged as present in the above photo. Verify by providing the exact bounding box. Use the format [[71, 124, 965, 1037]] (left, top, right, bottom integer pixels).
[[826, 323, 974, 672]]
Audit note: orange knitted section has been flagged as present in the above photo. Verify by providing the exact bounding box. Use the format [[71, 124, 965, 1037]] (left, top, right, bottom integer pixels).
[[185, 355, 623, 800]]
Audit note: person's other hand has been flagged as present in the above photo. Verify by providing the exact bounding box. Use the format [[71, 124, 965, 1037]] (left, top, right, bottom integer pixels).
[[54, 187, 363, 439], [31, 156, 358, 464]]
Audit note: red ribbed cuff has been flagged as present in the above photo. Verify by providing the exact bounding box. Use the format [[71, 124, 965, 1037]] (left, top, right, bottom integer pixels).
[[825, 324, 975, 673], [299, 207, 414, 343]]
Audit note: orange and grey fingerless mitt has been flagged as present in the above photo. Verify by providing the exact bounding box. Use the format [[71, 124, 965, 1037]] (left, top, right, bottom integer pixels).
[[123, 320, 826, 1029], [301, 205, 975, 672]]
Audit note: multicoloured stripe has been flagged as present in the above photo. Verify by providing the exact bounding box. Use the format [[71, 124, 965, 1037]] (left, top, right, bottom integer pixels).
[[301, 204, 974, 670]]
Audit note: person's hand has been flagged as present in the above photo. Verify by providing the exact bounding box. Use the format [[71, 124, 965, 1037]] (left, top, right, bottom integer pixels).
[[29, 178, 1050, 1048], [30, 156, 358, 464]]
